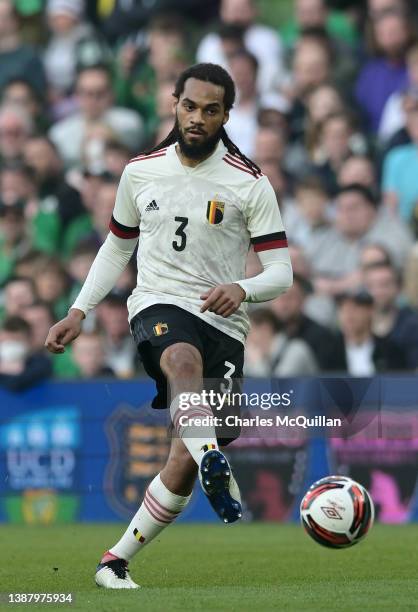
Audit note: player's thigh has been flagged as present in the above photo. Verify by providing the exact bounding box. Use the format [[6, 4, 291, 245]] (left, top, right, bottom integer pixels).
[[130, 305, 204, 407], [160, 342, 203, 382]]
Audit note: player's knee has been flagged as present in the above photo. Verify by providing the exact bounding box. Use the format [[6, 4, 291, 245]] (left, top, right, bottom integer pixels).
[[161, 344, 202, 380]]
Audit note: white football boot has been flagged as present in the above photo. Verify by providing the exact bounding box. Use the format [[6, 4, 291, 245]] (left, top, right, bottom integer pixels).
[[95, 558, 140, 589]]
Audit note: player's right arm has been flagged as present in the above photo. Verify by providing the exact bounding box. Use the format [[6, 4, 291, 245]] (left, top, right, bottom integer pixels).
[[45, 167, 140, 354]]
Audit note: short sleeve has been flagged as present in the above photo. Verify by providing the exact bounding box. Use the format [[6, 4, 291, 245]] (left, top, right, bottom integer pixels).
[[109, 166, 140, 239], [245, 176, 288, 252]]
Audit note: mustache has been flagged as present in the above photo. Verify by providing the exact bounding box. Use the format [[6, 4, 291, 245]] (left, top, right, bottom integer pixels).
[[186, 127, 206, 134], [174, 117, 224, 160]]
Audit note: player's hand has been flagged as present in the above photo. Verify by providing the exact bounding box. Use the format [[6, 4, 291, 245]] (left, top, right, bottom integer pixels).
[[44, 309, 84, 354], [200, 284, 246, 317]]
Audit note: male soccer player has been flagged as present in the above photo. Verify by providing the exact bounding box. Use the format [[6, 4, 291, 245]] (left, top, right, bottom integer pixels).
[[45, 63, 293, 589]]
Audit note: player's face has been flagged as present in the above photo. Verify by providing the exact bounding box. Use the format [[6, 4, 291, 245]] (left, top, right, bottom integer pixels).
[[174, 78, 229, 159]]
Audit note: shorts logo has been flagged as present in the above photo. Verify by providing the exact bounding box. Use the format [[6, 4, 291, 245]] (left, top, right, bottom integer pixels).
[[133, 528, 146, 543], [206, 201, 225, 225], [153, 322, 168, 336]]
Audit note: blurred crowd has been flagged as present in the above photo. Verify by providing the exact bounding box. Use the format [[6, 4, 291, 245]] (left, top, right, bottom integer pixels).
[[1, 0, 418, 389]]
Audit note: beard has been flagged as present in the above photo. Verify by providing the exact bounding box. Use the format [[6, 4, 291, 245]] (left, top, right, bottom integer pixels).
[[174, 116, 224, 160]]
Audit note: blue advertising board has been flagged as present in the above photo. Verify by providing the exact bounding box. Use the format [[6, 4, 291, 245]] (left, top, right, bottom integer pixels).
[[0, 377, 417, 524]]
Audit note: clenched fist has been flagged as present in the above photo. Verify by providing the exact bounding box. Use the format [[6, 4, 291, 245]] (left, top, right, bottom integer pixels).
[[44, 309, 85, 354], [200, 283, 246, 318]]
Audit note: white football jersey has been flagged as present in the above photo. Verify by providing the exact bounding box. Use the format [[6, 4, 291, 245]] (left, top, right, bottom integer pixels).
[[110, 141, 287, 343]]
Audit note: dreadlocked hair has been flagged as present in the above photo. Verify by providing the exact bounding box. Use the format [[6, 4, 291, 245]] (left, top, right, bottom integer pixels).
[[142, 62, 262, 179]]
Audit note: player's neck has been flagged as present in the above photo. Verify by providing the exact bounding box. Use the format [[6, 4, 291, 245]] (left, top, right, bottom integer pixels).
[[175, 144, 216, 168]]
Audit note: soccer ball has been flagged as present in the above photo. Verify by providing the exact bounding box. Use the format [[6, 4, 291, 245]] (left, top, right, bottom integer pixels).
[[300, 475, 374, 548]]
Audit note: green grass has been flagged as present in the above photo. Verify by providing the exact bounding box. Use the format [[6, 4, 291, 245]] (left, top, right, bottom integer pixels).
[[3, 523, 418, 611]]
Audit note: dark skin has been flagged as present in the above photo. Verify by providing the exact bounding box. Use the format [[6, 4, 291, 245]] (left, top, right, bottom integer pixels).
[[174, 77, 246, 316], [45, 78, 246, 355], [44, 77, 247, 499]]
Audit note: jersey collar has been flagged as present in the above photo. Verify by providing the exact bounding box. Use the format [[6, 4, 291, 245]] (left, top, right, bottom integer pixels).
[[167, 140, 227, 174]]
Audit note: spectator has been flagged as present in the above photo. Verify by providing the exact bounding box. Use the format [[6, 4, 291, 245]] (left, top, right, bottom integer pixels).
[[364, 261, 418, 368], [2, 276, 36, 319], [269, 273, 336, 371], [62, 175, 118, 255], [244, 308, 318, 377], [310, 183, 412, 295], [14, 249, 49, 279], [0, 0, 46, 95], [0, 104, 33, 163], [22, 299, 80, 379], [114, 14, 189, 139], [382, 105, 418, 223], [61, 169, 112, 259], [23, 136, 85, 227], [257, 92, 290, 132], [197, 0, 286, 95], [253, 126, 286, 168], [79, 121, 117, 175], [225, 50, 259, 156], [103, 140, 131, 178], [67, 240, 97, 305], [1, 77, 45, 131], [72, 330, 115, 378], [359, 242, 392, 271], [305, 82, 345, 126], [96, 291, 137, 378], [0, 201, 30, 287], [287, 30, 334, 145], [44, 0, 105, 99], [338, 154, 378, 192], [285, 82, 346, 179], [33, 257, 71, 319], [22, 300, 55, 353], [49, 64, 144, 167], [90, 178, 118, 243], [283, 175, 332, 248], [0, 162, 61, 254], [0, 0, 417, 382], [331, 288, 406, 373], [308, 111, 367, 195], [355, 8, 413, 133], [379, 41, 418, 142], [291, 30, 333, 102], [368, 0, 411, 20], [281, 0, 359, 51], [0, 315, 52, 390]]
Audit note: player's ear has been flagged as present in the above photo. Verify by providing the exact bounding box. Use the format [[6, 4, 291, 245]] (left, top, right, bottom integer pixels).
[[172, 99, 178, 116], [222, 111, 229, 126]]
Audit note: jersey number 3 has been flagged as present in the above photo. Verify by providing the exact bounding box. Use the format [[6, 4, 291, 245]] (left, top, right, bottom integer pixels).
[[172, 216, 188, 252]]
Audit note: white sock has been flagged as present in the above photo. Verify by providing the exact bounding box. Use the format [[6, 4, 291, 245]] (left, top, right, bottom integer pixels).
[[108, 474, 191, 561], [170, 393, 219, 465]]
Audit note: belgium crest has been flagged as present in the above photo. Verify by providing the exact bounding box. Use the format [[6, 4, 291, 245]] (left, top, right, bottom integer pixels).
[[206, 200, 225, 225]]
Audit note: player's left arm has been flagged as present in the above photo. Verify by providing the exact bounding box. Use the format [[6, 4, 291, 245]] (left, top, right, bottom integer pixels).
[[236, 176, 293, 302], [200, 177, 293, 317]]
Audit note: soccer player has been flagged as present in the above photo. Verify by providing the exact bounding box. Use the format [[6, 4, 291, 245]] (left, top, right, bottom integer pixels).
[[45, 63, 293, 589]]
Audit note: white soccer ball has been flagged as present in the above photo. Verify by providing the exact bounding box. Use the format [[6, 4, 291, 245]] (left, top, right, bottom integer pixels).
[[300, 475, 374, 548]]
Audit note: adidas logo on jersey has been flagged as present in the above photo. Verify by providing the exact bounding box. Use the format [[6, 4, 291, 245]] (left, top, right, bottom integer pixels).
[[145, 200, 159, 212]]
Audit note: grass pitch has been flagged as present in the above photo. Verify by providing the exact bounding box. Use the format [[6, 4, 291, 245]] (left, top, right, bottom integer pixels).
[[3, 523, 418, 611]]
